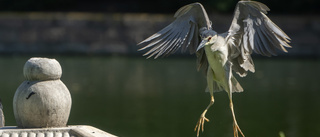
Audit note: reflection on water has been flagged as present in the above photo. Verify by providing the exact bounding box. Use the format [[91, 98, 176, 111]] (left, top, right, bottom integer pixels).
[[0, 56, 319, 137]]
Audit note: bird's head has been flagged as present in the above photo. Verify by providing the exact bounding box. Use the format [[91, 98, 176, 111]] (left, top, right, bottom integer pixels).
[[197, 34, 217, 52]]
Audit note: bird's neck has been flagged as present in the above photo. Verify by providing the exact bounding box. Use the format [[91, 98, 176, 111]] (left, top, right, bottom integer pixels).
[[204, 35, 228, 65], [208, 35, 227, 52]]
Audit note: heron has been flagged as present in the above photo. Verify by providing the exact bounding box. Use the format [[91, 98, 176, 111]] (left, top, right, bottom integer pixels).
[[138, 0, 291, 137]]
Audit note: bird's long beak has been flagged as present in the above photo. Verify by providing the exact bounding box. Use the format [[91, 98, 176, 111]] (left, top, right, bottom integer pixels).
[[197, 39, 207, 51]]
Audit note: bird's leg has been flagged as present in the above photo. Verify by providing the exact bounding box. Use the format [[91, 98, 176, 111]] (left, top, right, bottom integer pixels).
[[195, 95, 214, 137], [229, 98, 245, 137], [225, 62, 244, 137], [195, 68, 215, 137]]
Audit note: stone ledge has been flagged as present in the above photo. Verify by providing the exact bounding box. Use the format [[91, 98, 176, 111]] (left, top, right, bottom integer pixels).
[[0, 12, 318, 57], [0, 125, 117, 137]]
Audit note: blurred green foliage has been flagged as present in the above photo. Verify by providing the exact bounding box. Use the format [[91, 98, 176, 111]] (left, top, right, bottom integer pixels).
[[0, 0, 318, 14]]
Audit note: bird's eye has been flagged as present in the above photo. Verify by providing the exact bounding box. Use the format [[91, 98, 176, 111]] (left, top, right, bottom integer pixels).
[[208, 37, 212, 41]]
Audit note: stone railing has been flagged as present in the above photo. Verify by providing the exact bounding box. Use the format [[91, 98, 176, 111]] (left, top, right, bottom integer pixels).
[[0, 57, 117, 137]]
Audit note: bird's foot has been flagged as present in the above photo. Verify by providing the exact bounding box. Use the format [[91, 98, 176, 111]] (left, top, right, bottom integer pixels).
[[194, 113, 209, 137], [233, 122, 245, 137]]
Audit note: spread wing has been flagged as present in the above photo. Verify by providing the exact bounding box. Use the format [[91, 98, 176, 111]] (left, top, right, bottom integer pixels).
[[226, 1, 291, 77], [138, 2, 211, 59]]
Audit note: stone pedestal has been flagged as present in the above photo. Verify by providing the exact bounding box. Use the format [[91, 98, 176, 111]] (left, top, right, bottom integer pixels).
[[0, 99, 4, 128], [13, 57, 72, 128]]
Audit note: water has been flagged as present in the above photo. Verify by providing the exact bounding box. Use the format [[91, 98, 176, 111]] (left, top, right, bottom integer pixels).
[[0, 56, 319, 137]]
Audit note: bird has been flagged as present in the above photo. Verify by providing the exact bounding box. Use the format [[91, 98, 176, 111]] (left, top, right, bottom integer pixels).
[[0, 98, 4, 128], [137, 0, 291, 137]]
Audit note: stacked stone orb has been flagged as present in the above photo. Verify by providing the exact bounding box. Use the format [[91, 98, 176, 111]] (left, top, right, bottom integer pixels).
[[13, 57, 72, 128]]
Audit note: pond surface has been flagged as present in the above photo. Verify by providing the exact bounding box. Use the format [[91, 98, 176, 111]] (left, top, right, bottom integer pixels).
[[0, 56, 319, 137]]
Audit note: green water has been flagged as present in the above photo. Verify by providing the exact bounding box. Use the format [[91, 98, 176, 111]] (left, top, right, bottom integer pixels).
[[0, 56, 319, 137]]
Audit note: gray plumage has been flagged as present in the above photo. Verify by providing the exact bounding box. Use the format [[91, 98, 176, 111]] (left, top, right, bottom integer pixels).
[[138, 1, 291, 137]]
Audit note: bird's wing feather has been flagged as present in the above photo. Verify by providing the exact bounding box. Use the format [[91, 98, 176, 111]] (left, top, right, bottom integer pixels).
[[226, 1, 291, 77], [138, 3, 211, 59]]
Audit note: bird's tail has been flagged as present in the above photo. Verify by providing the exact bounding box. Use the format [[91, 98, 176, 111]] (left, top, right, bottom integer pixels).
[[231, 76, 243, 93], [205, 80, 223, 93]]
